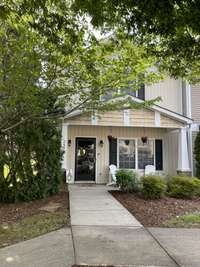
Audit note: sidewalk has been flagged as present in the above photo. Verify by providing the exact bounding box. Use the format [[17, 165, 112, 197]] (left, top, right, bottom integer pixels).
[[69, 185, 177, 266], [1, 185, 200, 266]]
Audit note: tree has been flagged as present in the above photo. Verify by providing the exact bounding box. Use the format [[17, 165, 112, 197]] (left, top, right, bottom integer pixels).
[[73, 0, 200, 81], [194, 131, 200, 178], [0, 19, 162, 134], [0, 1, 164, 202], [0, 120, 63, 202]]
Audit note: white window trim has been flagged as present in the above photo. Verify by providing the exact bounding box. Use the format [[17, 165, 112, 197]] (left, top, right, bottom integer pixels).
[[117, 138, 156, 171]]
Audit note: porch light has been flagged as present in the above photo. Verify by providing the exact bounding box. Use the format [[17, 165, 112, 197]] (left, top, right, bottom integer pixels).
[[68, 139, 72, 147], [99, 140, 104, 147]]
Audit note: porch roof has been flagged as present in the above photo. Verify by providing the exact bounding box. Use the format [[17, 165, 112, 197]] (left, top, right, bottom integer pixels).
[[63, 96, 193, 128]]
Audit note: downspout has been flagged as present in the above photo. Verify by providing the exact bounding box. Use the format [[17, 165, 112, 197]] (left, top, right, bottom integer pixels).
[[182, 80, 193, 175]]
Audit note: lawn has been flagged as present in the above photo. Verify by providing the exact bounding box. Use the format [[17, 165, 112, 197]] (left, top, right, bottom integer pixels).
[[163, 213, 200, 228], [0, 184, 69, 248], [110, 191, 200, 227]]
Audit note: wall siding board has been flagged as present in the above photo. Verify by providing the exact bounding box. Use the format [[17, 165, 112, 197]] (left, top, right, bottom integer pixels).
[[65, 109, 184, 129], [191, 83, 200, 124], [145, 77, 182, 114], [67, 125, 171, 184]]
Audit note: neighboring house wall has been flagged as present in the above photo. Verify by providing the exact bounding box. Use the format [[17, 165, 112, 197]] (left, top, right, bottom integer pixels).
[[145, 77, 183, 114], [191, 83, 200, 175], [191, 83, 200, 125]]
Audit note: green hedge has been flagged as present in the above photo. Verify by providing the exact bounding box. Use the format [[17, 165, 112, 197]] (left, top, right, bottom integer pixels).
[[167, 176, 200, 199], [116, 169, 139, 192], [141, 175, 166, 199], [0, 120, 63, 203]]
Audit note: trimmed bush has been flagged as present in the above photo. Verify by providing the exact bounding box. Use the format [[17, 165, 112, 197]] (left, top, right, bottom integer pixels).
[[141, 175, 166, 199], [193, 178, 200, 197], [167, 176, 200, 199], [116, 169, 138, 192], [0, 120, 63, 203], [194, 130, 200, 178]]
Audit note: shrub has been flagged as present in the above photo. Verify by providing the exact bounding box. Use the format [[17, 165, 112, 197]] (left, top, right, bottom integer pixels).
[[141, 175, 166, 199], [193, 178, 200, 197], [194, 131, 200, 178], [167, 176, 199, 199], [0, 120, 63, 203], [116, 169, 138, 192]]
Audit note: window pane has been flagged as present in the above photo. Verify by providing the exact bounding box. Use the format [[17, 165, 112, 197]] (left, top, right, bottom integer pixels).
[[138, 140, 154, 169], [119, 140, 135, 169]]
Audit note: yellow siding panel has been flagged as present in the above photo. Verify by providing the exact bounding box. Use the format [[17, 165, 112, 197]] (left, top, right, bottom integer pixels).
[[161, 115, 183, 128]]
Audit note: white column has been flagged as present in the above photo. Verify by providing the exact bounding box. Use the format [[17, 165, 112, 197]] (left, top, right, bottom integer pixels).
[[177, 127, 191, 172], [61, 123, 68, 170]]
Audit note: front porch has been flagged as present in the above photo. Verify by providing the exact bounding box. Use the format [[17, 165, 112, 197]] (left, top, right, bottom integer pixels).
[[62, 124, 191, 184]]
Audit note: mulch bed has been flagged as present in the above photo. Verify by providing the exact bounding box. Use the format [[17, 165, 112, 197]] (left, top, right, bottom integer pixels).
[[110, 190, 200, 227], [0, 185, 69, 225]]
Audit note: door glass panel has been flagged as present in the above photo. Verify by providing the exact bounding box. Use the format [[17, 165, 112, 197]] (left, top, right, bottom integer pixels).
[[76, 139, 95, 181]]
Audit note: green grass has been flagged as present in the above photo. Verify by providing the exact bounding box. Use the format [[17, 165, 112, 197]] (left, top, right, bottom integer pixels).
[[0, 209, 69, 248], [163, 213, 200, 228]]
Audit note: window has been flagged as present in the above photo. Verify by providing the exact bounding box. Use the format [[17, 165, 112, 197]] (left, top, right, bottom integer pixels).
[[118, 139, 156, 170], [119, 140, 135, 169], [138, 140, 154, 169]]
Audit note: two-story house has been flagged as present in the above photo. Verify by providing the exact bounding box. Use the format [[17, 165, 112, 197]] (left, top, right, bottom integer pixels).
[[61, 77, 194, 183]]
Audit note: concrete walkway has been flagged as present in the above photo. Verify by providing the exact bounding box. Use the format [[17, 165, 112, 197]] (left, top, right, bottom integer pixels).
[[69, 185, 177, 266], [1, 185, 200, 266]]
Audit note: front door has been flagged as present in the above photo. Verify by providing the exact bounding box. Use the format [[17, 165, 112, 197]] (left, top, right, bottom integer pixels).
[[75, 138, 96, 181]]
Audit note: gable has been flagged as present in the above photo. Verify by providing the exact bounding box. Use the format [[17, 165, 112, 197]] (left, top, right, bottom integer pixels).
[[65, 108, 185, 128]]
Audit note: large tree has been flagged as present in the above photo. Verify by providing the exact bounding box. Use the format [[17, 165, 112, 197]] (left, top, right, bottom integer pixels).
[[73, 0, 200, 81], [0, 1, 164, 202]]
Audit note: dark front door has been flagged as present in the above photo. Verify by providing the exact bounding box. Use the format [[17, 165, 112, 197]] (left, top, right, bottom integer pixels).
[[75, 138, 96, 181]]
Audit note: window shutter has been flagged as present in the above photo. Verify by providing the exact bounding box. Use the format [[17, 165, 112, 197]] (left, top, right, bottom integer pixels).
[[138, 83, 145, 100], [109, 138, 117, 165], [155, 139, 163, 170]]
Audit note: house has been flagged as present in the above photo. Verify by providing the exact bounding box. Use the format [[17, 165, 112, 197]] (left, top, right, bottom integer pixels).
[[61, 77, 194, 183], [191, 83, 200, 175]]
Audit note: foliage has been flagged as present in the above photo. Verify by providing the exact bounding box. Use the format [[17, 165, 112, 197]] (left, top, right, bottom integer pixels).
[[141, 175, 166, 199], [0, 120, 63, 203], [194, 131, 200, 179], [0, 18, 163, 135], [116, 169, 139, 192], [0, 1, 165, 203], [167, 176, 200, 199], [73, 0, 200, 80]]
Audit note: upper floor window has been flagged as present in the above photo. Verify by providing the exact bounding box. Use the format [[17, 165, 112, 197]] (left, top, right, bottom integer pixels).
[[102, 83, 145, 102]]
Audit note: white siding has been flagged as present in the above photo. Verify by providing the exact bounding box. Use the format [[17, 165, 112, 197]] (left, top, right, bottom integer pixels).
[[145, 77, 183, 114]]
